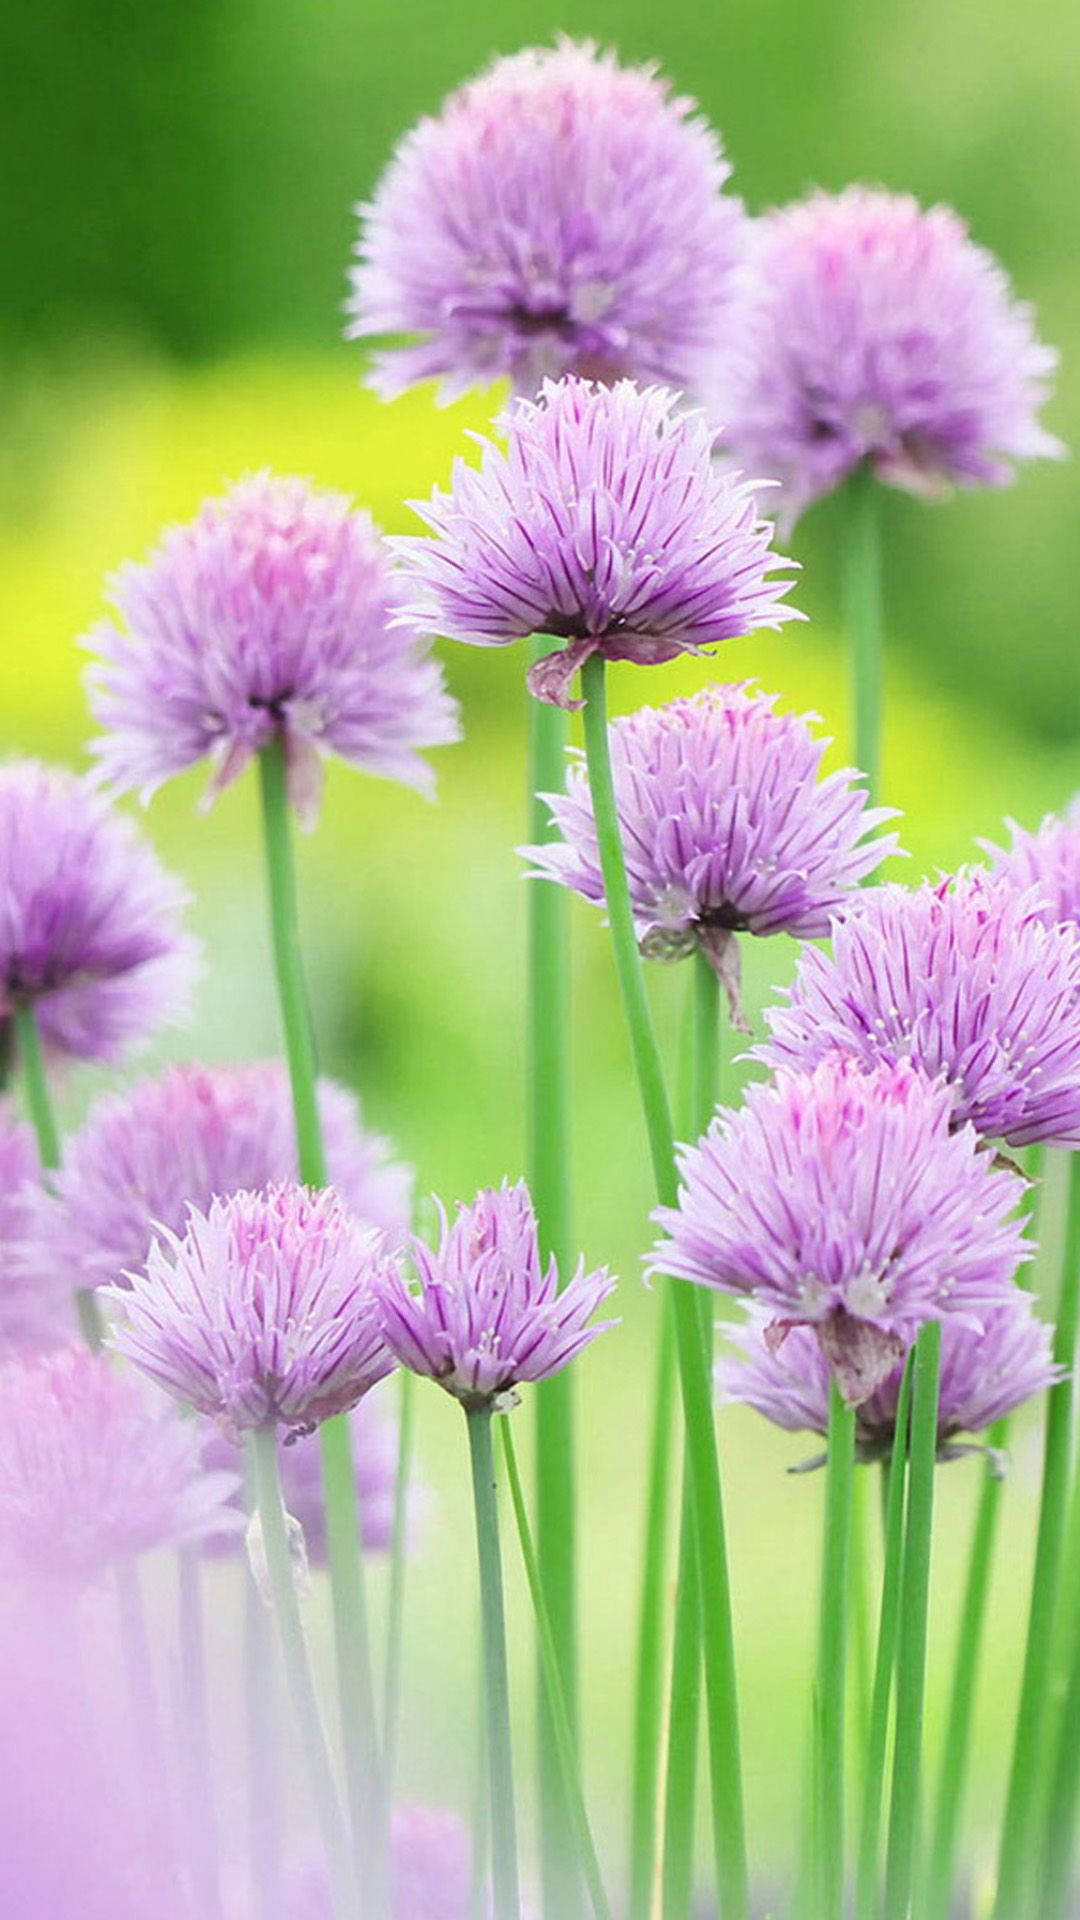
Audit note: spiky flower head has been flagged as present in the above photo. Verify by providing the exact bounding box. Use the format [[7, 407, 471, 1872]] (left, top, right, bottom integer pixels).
[[22, 1060, 412, 1301], [0, 759, 198, 1063], [757, 872, 1080, 1149], [983, 798, 1080, 931], [650, 1056, 1030, 1404], [713, 185, 1062, 527], [375, 1180, 616, 1409], [716, 1294, 1060, 1460], [0, 1101, 72, 1353], [84, 471, 461, 826], [0, 1347, 241, 1583], [522, 684, 896, 1021], [106, 1183, 397, 1441], [348, 38, 748, 405], [397, 377, 799, 709]]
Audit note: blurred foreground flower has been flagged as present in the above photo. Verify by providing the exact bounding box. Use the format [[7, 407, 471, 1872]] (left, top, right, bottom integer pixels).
[[349, 37, 747, 404], [84, 471, 461, 826], [287, 1802, 476, 1919], [0, 1101, 72, 1352], [650, 1056, 1030, 1404]]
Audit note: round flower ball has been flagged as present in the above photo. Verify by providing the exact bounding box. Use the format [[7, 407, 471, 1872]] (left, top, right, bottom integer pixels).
[[398, 377, 800, 709], [84, 471, 461, 827], [983, 798, 1080, 930], [714, 186, 1062, 527], [650, 1056, 1030, 1405], [348, 38, 748, 404], [0, 759, 198, 1064]]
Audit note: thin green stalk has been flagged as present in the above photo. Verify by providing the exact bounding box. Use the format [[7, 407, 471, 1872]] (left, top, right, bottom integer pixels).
[[850, 1470, 873, 1764], [579, 653, 748, 1920], [256, 737, 327, 1187], [884, 1318, 942, 1920], [383, 1363, 416, 1794], [993, 1149, 1080, 1920], [178, 1548, 224, 1920], [244, 1541, 284, 1920], [817, 1382, 856, 1920], [855, 1359, 913, 1920], [627, 1293, 678, 1920], [842, 461, 884, 801], [526, 657, 581, 1920], [500, 1419, 613, 1920], [922, 1421, 1009, 1920], [466, 1407, 521, 1920], [12, 998, 104, 1347], [249, 1426, 356, 1920]]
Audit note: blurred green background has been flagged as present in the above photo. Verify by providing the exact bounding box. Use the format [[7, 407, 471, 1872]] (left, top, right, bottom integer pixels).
[[2, 0, 1078, 1903]]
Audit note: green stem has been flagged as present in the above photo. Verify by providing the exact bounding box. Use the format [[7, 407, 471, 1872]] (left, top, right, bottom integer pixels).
[[993, 1150, 1080, 1920], [842, 461, 884, 802], [500, 1419, 613, 1920], [244, 1533, 284, 1920], [922, 1422, 1009, 1920], [249, 1426, 356, 1920], [526, 661, 581, 1920], [855, 1359, 913, 1920], [817, 1381, 856, 1920], [178, 1548, 224, 1920], [627, 1294, 678, 1920], [12, 998, 104, 1348], [884, 1318, 942, 1920], [257, 738, 326, 1188], [849, 1469, 873, 1765], [383, 1364, 416, 1796], [466, 1408, 521, 1920], [579, 653, 748, 1920]]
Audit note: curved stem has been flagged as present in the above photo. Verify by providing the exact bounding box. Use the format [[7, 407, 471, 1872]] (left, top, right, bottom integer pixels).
[[843, 462, 884, 801], [817, 1381, 856, 1920], [579, 653, 748, 1920], [383, 1364, 416, 1795], [855, 1359, 913, 1920], [466, 1407, 521, 1920]]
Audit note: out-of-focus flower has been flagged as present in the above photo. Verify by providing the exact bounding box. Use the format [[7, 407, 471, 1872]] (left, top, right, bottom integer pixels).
[[376, 1180, 616, 1409], [0, 1346, 241, 1583], [287, 1802, 475, 1919], [716, 1295, 1060, 1459], [756, 872, 1080, 1149], [0, 759, 198, 1063], [0, 1101, 72, 1353], [522, 684, 896, 1021], [982, 798, 1080, 931], [107, 1183, 397, 1441], [396, 377, 799, 709], [21, 1060, 412, 1301], [649, 1056, 1030, 1404], [348, 38, 748, 404], [713, 185, 1062, 527], [84, 472, 461, 827]]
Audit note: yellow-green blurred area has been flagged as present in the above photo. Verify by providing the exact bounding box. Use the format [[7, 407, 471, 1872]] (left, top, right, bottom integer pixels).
[[2, 0, 1078, 1898]]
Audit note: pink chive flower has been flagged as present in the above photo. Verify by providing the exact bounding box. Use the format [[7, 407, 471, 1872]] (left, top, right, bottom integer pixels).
[[21, 1060, 412, 1300], [106, 1183, 397, 1441], [288, 1803, 475, 1920], [0, 1347, 241, 1583], [713, 186, 1062, 528], [348, 38, 748, 406], [396, 377, 800, 710], [649, 1057, 1030, 1405], [0, 1101, 72, 1353], [716, 1295, 1061, 1460], [84, 471, 461, 827], [0, 759, 198, 1063], [375, 1180, 616, 1409], [522, 684, 897, 1022], [982, 798, 1080, 931], [757, 872, 1080, 1150]]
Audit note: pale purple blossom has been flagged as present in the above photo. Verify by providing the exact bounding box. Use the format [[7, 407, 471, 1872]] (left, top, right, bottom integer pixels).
[[106, 1183, 397, 1441], [982, 798, 1080, 931], [348, 38, 748, 404], [0, 758, 198, 1062], [21, 1060, 412, 1300], [84, 471, 461, 826], [522, 684, 896, 1020], [0, 1346, 241, 1582], [0, 1101, 73, 1353], [713, 185, 1062, 527], [376, 1181, 616, 1409], [396, 377, 800, 709], [757, 872, 1080, 1149], [716, 1295, 1061, 1458], [650, 1056, 1030, 1405]]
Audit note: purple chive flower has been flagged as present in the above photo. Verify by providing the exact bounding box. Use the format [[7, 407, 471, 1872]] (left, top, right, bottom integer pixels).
[[106, 1183, 397, 1441], [982, 799, 1080, 930], [716, 1295, 1061, 1460], [757, 872, 1080, 1150], [0, 1101, 72, 1353], [21, 1060, 412, 1301], [649, 1056, 1030, 1405], [288, 1803, 475, 1920], [84, 471, 461, 827], [0, 759, 198, 1063], [713, 185, 1062, 528], [396, 377, 800, 710], [348, 38, 748, 406], [0, 1346, 241, 1583], [376, 1180, 616, 1409], [522, 683, 897, 1022]]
